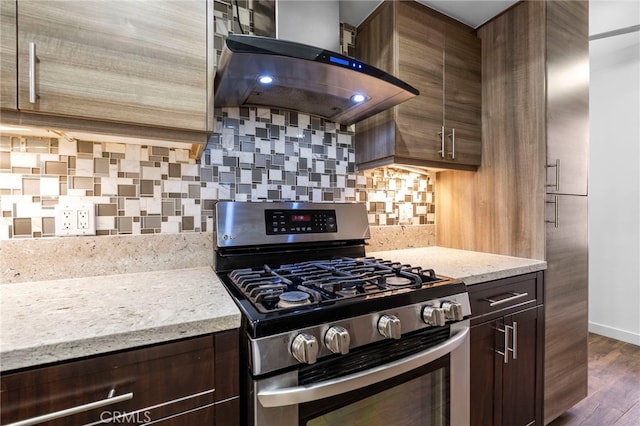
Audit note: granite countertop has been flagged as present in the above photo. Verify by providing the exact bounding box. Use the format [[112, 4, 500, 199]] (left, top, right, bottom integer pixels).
[[0, 267, 240, 372], [368, 246, 547, 285]]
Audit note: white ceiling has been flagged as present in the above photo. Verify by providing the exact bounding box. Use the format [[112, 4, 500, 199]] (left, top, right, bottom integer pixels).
[[339, 0, 519, 29], [339, 0, 640, 33]]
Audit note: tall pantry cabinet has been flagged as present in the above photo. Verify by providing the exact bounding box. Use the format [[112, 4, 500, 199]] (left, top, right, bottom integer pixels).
[[436, 1, 589, 424]]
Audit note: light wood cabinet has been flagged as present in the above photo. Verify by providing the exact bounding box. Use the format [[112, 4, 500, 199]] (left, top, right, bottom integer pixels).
[[0, 0, 17, 109], [546, 1, 589, 196], [544, 194, 588, 423], [355, 0, 481, 171], [13, 0, 208, 132], [469, 272, 544, 426], [0, 331, 240, 426]]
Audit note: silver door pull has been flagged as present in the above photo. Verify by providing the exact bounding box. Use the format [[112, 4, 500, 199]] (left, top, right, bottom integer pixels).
[[545, 159, 560, 192], [448, 128, 456, 159], [485, 292, 529, 307], [437, 126, 445, 158], [546, 196, 559, 228], [29, 42, 39, 104], [7, 391, 133, 426]]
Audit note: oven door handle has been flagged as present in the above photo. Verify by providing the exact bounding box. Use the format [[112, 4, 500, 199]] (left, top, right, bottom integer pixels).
[[257, 324, 469, 407]]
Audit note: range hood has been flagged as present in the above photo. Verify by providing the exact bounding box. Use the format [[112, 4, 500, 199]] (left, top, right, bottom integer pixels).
[[214, 34, 419, 125]]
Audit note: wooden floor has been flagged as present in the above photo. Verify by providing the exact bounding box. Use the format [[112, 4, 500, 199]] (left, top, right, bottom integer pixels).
[[548, 333, 640, 426]]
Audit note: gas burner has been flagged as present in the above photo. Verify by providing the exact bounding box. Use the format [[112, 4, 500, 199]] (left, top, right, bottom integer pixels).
[[386, 276, 413, 286], [278, 291, 312, 309]]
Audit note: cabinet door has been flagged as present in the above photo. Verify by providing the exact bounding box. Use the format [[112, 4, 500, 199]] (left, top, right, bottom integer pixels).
[[544, 194, 588, 423], [546, 0, 589, 195], [16, 0, 207, 131], [502, 307, 543, 426], [0, 0, 16, 109], [395, 1, 445, 162], [444, 24, 482, 167], [470, 320, 499, 426]]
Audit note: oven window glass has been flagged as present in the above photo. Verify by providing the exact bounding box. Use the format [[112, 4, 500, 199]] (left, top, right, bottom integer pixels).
[[301, 357, 450, 426]]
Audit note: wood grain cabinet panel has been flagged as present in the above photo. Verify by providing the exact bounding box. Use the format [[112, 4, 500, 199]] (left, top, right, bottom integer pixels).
[[355, 0, 481, 171], [0, 0, 17, 110], [14, 0, 208, 132], [544, 194, 588, 423], [470, 273, 544, 426], [546, 0, 589, 196], [1, 332, 240, 426]]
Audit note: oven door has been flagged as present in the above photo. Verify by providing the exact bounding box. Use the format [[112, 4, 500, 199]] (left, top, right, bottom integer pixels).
[[252, 321, 469, 426]]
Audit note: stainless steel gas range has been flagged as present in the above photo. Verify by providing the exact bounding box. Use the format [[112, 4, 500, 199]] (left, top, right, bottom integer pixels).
[[214, 201, 471, 426]]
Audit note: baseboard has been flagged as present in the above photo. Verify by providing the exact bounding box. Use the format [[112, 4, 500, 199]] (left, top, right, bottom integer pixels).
[[589, 321, 640, 346]]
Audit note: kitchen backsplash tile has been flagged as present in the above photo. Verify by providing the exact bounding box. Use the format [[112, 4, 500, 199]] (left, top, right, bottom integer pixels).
[[0, 123, 435, 239]]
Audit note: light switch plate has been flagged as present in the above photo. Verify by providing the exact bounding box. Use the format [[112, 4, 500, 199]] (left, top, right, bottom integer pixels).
[[55, 202, 96, 236]]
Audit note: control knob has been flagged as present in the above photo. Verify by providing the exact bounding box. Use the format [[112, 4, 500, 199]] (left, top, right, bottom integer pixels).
[[325, 326, 351, 355], [291, 333, 319, 364], [441, 301, 464, 321], [422, 305, 446, 326], [377, 314, 401, 339]]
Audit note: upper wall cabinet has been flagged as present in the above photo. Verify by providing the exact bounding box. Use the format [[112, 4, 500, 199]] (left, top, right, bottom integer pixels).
[[546, 1, 589, 196], [8, 0, 209, 133], [355, 0, 481, 171], [0, 0, 17, 109]]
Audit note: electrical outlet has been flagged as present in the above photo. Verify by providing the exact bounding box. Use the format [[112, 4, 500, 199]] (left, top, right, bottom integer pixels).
[[61, 210, 74, 230], [55, 202, 96, 236], [77, 209, 90, 229]]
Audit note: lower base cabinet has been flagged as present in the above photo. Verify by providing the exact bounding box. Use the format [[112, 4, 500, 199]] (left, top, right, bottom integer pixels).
[[469, 272, 544, 426], [1, 330, 239, 425]]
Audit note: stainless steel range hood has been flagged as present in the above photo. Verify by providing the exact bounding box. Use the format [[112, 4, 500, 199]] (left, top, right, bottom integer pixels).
[[213, 34, 419, 125]]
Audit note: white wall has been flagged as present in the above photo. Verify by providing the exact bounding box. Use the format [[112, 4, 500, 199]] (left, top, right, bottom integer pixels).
[[589, 1, 640, 345], [276, 0, 340, 51]]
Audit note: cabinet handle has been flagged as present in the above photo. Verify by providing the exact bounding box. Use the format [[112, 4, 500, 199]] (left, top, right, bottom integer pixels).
[[545, 159, 560, 192], [29, 42, 39, 104], [485, 291, 529, 307], [546, 195, 559, 228], [496, 323, 510, 364], [497, 323, 517, 364], [448, 128, 456, 159], [6, 390, 133, 426], [512, 321, 518, 360], [437, 126, 445, 158]]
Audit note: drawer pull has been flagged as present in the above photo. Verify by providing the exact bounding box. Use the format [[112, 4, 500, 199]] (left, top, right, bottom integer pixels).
[[485, 292, 529, 307], [7, 391, 133, 426]]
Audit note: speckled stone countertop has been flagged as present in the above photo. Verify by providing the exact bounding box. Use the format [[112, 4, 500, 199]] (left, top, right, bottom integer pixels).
[[368, 246, 546, 285], [0, 267, 240, 372]]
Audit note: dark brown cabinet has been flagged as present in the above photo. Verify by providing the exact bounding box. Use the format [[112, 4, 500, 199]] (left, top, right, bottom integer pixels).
[[355, 0, 481, 171], [469, 272, 544, 426], [1, 331, 239, 426]]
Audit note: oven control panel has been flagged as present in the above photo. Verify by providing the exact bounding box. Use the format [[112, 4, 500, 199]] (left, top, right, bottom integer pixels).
[[265, 209, 337, 235]]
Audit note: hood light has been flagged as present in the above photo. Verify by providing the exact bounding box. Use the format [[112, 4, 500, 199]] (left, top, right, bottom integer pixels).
[[258, 75, 274, 84], [351, 94, 366, 103]]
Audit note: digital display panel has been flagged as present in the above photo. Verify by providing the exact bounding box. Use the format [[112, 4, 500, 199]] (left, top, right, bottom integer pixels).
[[329, 56, 350, 67], [265, 209, 337, 235]]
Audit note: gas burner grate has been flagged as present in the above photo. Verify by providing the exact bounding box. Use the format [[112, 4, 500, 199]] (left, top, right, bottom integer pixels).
[[227, 257, 447, 313]]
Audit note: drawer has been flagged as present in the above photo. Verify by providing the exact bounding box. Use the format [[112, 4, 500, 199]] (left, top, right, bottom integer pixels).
[[468, 272, 543, 323], [1, 335, 215, 425]]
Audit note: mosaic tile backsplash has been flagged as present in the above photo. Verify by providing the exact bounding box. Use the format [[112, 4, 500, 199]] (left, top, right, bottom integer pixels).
[[0, 116, 435, 239]]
